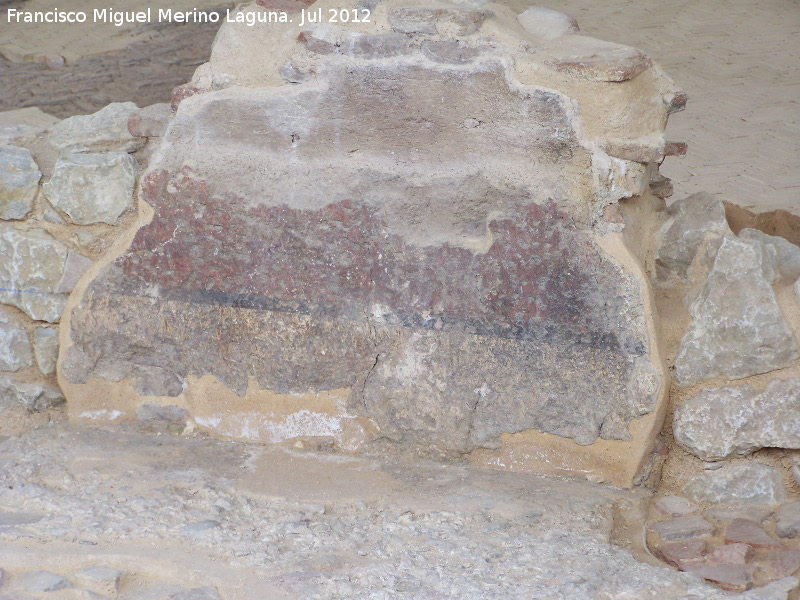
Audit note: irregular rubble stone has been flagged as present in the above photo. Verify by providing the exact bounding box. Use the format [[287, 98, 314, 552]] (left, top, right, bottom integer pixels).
[[0, 145, 41, 220], [765, 549, 800, 579], [43, 151, 137, 225], [712, 543, 754, 565], [33, 326, 58, 377], [654, 495, 700, 517], [654, 192, 728, 284], [15, 570, 71, 593], [705, 506, 774, 524], [74, 566, 125, 596], [60, 0, 679, 485], [674, 234, 798, 386], [47, 102, 139, 150], [740, 228, 800, 284], [655, 538, 706, 568], [516, 7, 580, 39], [136, 403, 188, 424], [685, 564, 753, 593], [725, 519, 781, 549], [648, 515, 714, 542], [673, 379, 800, 460], [171, 587, 222, 600], [0, 376, 65, 411], [0, 312, 33, 372], [182, 520, 221, 538], [128, 103, 173, 138], [776, 502, 800, 539], [0, 107, 60, 144], [0, 225, 68, 323], [684, 462, 787, 506], [54, 251, 94, 295]]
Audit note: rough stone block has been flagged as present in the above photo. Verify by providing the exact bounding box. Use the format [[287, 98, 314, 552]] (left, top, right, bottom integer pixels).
[[654, 495, 700, 517], [712, 543, 754, 565], [0, 376, 65, 411], [59, 0, 680, 486], [128, 103, 172, 138], [776, 502, 800, 539], [648, 515, 714, 542], [674, 234, 798, 386], [54, 251, 94, 294], [74, 565, 125, 596], [0, 224, 68, 323], [655, 538, 706, 569], [765, 549, 800, 579], [0, 107, 60, 144], [725, 518, 781, 549], [685, 564, 753, 593], [14, 570, 70, 593], [44, 151, 137, 225], [684, 462, 787, 506], [0, 311, 33, 371], [48, 102, 140, 150], [684, 462, 786, 505], [654, 192, 728, 285], [740, 228, 800, 284], [0, 145, 41, 220], [516, 7, 579, 40], [33, 326, 58, 376], [673, 379, 800, 460]]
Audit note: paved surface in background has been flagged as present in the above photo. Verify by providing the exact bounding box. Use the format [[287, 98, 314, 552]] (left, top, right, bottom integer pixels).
[[538, 0, 800, 215]]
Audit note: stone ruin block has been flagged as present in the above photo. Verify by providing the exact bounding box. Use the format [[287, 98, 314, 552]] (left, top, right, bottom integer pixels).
[[58, 0, 683, 487]]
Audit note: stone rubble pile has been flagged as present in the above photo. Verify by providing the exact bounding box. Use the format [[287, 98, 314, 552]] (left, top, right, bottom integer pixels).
[[0, 101, 171, 419], [646, 191, 800, 591]]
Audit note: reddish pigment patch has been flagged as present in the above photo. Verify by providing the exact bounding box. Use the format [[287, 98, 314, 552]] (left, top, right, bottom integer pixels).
[[119, 168, 636, 352]]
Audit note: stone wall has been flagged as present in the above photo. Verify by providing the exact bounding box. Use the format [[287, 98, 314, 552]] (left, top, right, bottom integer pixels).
[[44, 0, 689, 488], [0, 102, 170, 420]]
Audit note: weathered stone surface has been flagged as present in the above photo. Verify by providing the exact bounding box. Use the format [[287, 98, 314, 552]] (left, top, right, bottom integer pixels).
[[712, 543, 754, 565], [60, 0, 679, 485], [765, 549, 800, 579], [685, 564, 753, 593], [674, 234, 798, 386], [0, 107, 60, 144], [654, 495, 700, 517], [673, 379, 800, 460], [705, 506, 773, 524], [0, 376, 64, 411], [171, 587, 222, 600], [54, 251, 94, 294], [15, 570, 70, 593], [725, 518, 781, 549], [47, 102, 139, 150], [539, 36, 652, 82], [654, 192, 728, 285], [0, 311, 32, 372], [776, 502, 800, 539], [517, 7, 580, 40], [0, 145, 40, 220], [74, 566, 125, 596], [136, 403, 188, 424], [655, 538, 706, 568], [43, 151, 137, 225], [33, 326, 58, 377], [128, 103, 172, 138], [684, 462, 787, 506], [648, 515, 714, 542], [740, 228, 800, 284], [0, 225, 68, 323]]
